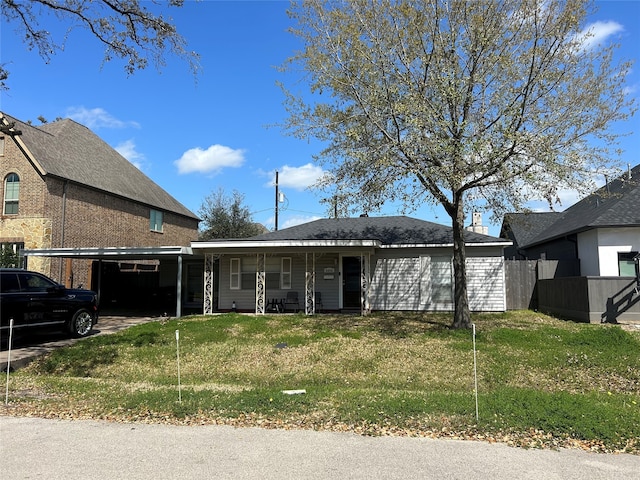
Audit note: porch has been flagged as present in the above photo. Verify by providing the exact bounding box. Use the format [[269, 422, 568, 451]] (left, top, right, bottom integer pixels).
[[201, 250, 374, 315]]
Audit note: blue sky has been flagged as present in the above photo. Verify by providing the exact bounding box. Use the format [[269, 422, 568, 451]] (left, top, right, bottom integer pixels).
[[1, 0, 638, 237]]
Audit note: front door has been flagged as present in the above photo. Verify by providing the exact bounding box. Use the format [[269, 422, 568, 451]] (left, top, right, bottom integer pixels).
[[342, 256, 362, 310]]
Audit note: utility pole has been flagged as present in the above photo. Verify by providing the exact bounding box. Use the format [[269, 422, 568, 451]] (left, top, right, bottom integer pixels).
[[275, 170, 279, 231]]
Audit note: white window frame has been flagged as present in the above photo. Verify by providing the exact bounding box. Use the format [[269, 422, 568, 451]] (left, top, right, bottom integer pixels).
[[619, 251, 639, 277], [281, 257, 292, 289], [230, 258, 241, 290], [430, 256, 453, 305], [150, 209, 163, 232], [3, 172, 19, 215]]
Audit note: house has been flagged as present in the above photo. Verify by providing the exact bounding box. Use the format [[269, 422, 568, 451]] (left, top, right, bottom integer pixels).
[[500, 164, 640, 322], [500, 212, 564, 260], [501, 164, 640, 275], [192, 216, 512, 314], [0, 112, 200, 307]]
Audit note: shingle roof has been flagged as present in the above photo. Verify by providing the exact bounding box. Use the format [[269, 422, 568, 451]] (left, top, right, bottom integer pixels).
[[522, 164, 640, 248], [500, 212, 564, 248], [251, 216, 507, 245], [1, 113, 198, 220]]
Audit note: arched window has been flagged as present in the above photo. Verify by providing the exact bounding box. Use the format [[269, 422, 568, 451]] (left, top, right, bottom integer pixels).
[[3, 173, 19, 215]]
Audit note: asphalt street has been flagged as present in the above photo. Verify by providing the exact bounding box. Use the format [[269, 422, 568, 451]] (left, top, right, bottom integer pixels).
[[1, 415, 639, 479]]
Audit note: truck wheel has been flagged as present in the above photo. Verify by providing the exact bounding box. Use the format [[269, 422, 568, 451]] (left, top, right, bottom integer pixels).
[[69, 309, 94, 338]]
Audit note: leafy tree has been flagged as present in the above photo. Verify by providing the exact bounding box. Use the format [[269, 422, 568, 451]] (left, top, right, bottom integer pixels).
[[198, 188, 267, 240], [0, 245, 20, 268], [281, 0, 636, 328], [0, 0, 199, 90]]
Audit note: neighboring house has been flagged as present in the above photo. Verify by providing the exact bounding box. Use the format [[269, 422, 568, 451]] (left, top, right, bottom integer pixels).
[[0, 112, 200, 294], [192, 216, 512, 314], [500, 164, 640, 323], [500, 212, 564, 260], [500, 164, 640, 276]]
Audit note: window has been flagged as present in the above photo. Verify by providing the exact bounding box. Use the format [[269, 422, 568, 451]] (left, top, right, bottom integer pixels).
[[430, 256, 453, 304], [0, 271, 20, 293], [0, 136, 4, 155], [281, 257, 292, 289], [3, 173, 19, 215], [150, 209, 163, 232], [230, 258, 241, 290], [618, 252, 639, 277], [19, 271, 57, 292]]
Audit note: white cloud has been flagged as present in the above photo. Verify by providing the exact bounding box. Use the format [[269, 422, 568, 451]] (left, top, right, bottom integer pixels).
[[174, 144, 246, 175], [574, 20, 624, 51], [114, 139, 146, 170], [263, 214, 322, 230], [281, 214, 322, 229], [267, 163, 326, 191], [65, 106, 140, 129]]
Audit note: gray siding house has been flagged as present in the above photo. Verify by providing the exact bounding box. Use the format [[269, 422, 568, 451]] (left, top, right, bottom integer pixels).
[[192, 216, 511, 315]]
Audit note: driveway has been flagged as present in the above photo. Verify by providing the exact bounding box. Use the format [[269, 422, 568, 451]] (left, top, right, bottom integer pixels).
[[1, 315, 160, 370], [1, 416, 639, 479]]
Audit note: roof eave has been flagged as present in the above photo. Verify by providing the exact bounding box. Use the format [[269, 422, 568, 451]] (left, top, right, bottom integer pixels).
[[522, 223, 640, 249], [192, 239, 381, 250], [192, 239, 512, 250], [23, 246, 193, 259]]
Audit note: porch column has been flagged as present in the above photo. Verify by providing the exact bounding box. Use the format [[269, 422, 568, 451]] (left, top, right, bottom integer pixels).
[[176, 254, 183, 318], [361, 253, 371, 315], [204, 253, 215, 314], [305, 252, 316, 315], [256, 252, 266, 314]]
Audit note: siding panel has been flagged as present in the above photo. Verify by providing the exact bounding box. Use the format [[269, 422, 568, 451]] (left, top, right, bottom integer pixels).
[[467, 257, 506, 311], [370, 257, 421, 310]]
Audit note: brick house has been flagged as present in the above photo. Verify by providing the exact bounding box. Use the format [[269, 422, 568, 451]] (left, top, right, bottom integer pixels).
[[0, 112, 200, 294]]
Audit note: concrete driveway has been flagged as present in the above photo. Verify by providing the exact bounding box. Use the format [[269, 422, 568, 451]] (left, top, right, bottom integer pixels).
[[1, 315, 160, 370]]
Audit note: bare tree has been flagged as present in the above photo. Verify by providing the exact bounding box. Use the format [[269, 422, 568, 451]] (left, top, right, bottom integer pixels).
[[0, 0, 199, 89], [280, 0, 636, 328]]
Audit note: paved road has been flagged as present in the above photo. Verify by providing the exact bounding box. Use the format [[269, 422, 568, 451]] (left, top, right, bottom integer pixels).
[[1, 416, 639, 479]]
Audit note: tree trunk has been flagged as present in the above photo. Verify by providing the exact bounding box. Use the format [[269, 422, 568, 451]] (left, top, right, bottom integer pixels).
[[450, 196, 472, 329]]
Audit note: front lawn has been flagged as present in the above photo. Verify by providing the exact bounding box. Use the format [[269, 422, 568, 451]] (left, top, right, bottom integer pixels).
[[3, 311, 640, 453]]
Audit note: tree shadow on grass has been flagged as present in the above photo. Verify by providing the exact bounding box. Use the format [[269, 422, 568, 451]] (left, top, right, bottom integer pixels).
[[309, 312, 455, 338]]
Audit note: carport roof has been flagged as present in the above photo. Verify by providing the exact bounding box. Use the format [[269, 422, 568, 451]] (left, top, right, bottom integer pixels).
[[22, 246, 194, 260]]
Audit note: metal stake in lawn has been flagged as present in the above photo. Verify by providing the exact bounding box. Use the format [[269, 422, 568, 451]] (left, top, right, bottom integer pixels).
[[5, 319, 14, 405], [176, 329, 182, 404], [472, 323, 479, 422]]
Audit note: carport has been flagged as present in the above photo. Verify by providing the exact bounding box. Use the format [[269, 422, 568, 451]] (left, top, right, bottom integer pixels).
[[22, 246, 195, 317]]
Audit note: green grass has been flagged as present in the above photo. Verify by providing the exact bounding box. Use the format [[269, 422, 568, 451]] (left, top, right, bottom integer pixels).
[[4, 311, 640, 453]]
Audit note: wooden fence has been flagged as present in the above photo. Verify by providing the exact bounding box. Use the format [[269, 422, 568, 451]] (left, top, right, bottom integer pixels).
[[504, 259, 580, 310]]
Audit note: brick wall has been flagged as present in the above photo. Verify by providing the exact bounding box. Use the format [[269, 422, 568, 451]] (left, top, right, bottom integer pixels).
[[45, 177, 199, 249], [1, 134, 199, 288], [1, 135, 52, 274]]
